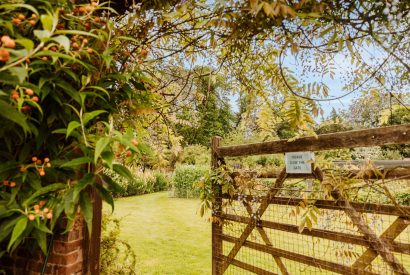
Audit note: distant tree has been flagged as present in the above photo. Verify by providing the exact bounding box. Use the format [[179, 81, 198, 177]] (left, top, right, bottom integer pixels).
[[175, 67, 236, 146]]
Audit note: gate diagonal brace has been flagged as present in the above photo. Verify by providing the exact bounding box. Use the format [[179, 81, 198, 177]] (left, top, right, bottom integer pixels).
[[242, 201, 290, 275], [327, 179, 409, 274], [220, 169, 288, 274]]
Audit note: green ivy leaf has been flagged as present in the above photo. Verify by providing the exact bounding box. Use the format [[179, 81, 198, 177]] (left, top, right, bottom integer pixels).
[[101, 151, 114, 170], [15, 38, 34, 51], [40, 14, 53, 32], [95, 184, 114, 212], [83, 110, 107, 125], [0, 100, 30, 134], [112, 164, 134, 181], [34, 30, 51, 41], [32, 229, 47, 254], [60, 157, 92, 168], [79, 192, 93, 237], [66, 121, 81, 138], [51, 35, 70, 52], [23, 183, 66, 207], [94, 137, 111, 163], [7, 216, 27, 251]]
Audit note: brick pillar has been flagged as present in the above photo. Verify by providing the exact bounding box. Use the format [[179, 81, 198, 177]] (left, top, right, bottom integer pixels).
[[0, 216, 87, 275]]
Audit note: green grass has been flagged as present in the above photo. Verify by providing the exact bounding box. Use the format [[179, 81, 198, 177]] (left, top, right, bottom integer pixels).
[[104, 192, 211, 275]]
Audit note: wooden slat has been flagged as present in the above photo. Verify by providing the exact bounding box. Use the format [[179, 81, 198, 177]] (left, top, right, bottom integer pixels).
[[331, 190, 409, 274], [211, 137, 223, 275], [352, 217, 409, 270], [232, 167, 410, 180], [217, 124, 410, 157], [222, 195, 410, 216], [221, 234, 378, 275], [218, 255, 278, 275], [219, 213, 410, 254]]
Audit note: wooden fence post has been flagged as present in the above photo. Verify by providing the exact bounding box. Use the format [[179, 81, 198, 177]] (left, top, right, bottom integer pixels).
[[212, 137, 223, 275]]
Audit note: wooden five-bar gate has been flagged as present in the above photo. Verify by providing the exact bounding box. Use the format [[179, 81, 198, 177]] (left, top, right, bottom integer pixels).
[[211, 124, 410, 274]]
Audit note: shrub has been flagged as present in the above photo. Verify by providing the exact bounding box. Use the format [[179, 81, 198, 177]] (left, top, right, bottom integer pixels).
[[179, 145, 210, 165], [100, 215, 137, 275], [126, 178, 145, 197], [395, 190, 410, 206], [153, 172, 170, 192], [172, 165, 209, 198], [0, 1, 150, 257]]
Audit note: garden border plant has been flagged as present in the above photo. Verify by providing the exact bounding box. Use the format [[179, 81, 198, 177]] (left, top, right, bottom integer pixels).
[[0, 0, 153, 264]]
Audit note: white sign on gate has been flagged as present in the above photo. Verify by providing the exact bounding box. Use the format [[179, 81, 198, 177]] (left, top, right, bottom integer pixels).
[[285, 152, 315, 174]]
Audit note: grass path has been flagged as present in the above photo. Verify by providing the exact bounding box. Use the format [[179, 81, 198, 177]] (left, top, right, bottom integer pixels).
[[104, 192, 211, 274]]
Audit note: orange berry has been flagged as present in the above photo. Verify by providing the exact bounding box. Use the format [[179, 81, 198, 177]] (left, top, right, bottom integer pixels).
[[43, 207, 49, 213], [3, 180, 9, 186], [78, 7, 86, 14], [126, 150, 132, 157], [44, 157, 50, 163], [25, 88, 34, 96], [0, 49, 10, 62], [93, 17, 101, 23], [19, 166, 27, 173], [41, 56, 48, 61], [28, 214, 35, 221], [21, 105, 31, 112], [32, 156, 38, 162], [31, 13, 37, 19], [46, 163, 51, 168], [32, 96, 39, 103], [46, 212, 53, 220], [28, 19, 36, 26], [18, 14, 25, 20], [82, 38, 88, 45], [39, 169, 45, 176], [72, 42, 79, 50], [86, 48, 93, 54], [36, 159, 42, 165], [1, 36, 16, 48], [131, 139, 139, 146], [11, 90, 20, 100], [39, 200, 46, 206], [33, 204, 40, 210], [9, 182, 16, 187], [34, 208, 40, 214], [12, 18, 21, 25]]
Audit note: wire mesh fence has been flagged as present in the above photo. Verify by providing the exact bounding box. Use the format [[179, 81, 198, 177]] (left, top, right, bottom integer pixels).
[[213, 172, 410, 275]]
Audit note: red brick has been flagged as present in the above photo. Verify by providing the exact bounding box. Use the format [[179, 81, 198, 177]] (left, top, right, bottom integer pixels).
[[53, 239, 83, 254], [28, 260, 54, 274], [54, 261, 83, 275], [47, 250, 80, 265]]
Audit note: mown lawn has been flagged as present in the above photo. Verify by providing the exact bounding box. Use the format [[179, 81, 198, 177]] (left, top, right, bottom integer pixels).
[[104, 192, 211, 275]]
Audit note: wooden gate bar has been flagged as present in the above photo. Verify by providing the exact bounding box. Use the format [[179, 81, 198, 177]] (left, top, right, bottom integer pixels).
[[242, 201, 290, 275], [211, 137, 224, 274], [331, 189, 409, 274], [219, 213, 410, 254], [218, 255, 278, 275], [222, 195, 410, 216], [217, 124, 410, 157], [352, 217, 409, 270], [220, 169, 288, 273], [221, 234, 379, 275]]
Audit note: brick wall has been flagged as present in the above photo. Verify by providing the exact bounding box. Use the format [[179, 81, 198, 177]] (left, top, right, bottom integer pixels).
[[0, 216, 86, 275]]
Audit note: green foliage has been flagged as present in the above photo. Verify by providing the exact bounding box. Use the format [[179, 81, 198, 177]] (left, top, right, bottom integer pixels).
[[172, 165, 209, 198], [0, 1, 152, 257], [394, 190, 410, 206], [179, 145, 210, 165], [175, 67, 235, 147], [100, 214, 137, 275]]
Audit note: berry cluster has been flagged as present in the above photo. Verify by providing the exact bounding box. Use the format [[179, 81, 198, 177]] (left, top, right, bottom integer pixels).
[[28, 200, 53, 221]]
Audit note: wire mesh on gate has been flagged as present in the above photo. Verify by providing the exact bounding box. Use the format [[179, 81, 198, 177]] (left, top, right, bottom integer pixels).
[[213, 168, 410, 275]]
